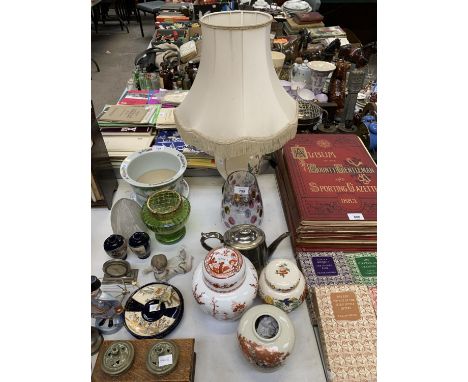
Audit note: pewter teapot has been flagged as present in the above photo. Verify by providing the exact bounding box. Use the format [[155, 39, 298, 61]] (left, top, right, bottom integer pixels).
[[201, 225, 289, 274]]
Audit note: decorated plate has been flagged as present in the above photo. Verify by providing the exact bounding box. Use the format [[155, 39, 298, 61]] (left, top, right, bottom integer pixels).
[[124, 282, 184, 339]]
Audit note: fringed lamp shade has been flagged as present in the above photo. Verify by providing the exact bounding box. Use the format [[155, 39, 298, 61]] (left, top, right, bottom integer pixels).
[[174, 11, 298, 177]]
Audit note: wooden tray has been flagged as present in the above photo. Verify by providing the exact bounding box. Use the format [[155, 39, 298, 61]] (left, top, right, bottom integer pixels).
[[92, 338, 195, 382]]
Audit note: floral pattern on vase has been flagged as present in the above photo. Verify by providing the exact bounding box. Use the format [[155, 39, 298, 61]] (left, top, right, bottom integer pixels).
[[192, 247, 258, 321], [259, 259, 307, 313]]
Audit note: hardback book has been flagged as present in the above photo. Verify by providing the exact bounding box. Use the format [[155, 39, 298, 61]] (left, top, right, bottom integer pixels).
[[275, 135, 376, 251], [293, 11, 324, 24], [345, 252, 377, 286], [275, 150, 376, 252], [98, 104, 160, 126], [283, 134, 377, 224], [312, 285, 377, 382], [297, 251, 354, 325]]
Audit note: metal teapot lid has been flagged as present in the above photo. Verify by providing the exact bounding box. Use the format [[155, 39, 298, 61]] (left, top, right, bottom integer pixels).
[[224, 224, 265, 251], [264, 259, 300, 292]]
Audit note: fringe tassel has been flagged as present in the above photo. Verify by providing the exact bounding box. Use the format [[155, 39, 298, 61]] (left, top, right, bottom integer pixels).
[[174, 113, 299, 159]]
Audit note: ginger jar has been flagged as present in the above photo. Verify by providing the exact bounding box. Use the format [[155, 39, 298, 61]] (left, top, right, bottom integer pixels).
[[259, 259, 307, 313], [192, 246, 258, 321], [237, 304, 295, 370]]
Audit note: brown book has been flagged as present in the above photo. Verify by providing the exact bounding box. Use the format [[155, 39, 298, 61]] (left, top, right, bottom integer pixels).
[[92, 338, 196, 382], [286, 17, 324, 31], [294, 11, 324, 24]]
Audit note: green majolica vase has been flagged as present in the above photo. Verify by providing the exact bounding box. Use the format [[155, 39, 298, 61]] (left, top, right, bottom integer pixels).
[[142, 190, 190, 244]]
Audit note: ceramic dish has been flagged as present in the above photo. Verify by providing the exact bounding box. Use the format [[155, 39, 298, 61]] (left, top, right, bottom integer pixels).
[[124, 282, 184, 339], [120, 147, 187, 204], [297, 88, 316, 101]]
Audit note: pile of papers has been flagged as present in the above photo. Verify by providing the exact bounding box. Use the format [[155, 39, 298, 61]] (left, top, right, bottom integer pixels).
[[97, 104, 161, 169]]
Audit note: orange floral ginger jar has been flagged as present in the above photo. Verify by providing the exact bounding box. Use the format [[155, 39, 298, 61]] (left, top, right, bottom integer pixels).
[[192, 246, 258, 321]]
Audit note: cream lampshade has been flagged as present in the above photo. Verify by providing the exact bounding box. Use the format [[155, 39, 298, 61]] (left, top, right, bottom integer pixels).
[[174, 11, 298, 177]]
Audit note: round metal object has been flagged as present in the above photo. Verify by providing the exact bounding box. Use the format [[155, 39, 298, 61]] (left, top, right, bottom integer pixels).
[[101, 341, 135, 376], [102, 259, 131, 278], [146, 340, 180, 376], [91, 327, 103, 356]]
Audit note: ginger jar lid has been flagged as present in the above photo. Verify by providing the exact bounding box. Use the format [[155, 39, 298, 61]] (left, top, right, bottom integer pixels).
[[224, 224, 265, 251], [265, 259, 300, 292], [203, 247, 246, 291]]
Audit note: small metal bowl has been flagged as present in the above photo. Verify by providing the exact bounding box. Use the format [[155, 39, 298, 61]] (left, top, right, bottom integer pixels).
[[102, 259, 131, 278]]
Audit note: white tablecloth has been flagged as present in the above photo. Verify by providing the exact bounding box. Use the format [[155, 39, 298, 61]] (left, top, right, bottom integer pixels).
[[91, 175, 327, 382]]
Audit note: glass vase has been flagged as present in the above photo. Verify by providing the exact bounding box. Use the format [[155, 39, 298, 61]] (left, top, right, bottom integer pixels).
[[221, 171, 263, 228]]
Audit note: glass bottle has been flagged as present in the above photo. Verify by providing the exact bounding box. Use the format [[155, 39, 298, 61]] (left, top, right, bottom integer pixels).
[[91, 275, 124, 335], [186, 61, 195, 82], [132, 66, 140, 90], [160, 63, 174, 90], [182, 72, 191, 90]]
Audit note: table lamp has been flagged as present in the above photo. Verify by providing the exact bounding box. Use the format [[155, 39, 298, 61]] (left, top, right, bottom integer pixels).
[[174, 11, 298, 178]]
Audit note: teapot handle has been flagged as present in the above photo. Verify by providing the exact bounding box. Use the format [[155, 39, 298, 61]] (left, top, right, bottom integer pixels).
[[200, 232, 224, 251]]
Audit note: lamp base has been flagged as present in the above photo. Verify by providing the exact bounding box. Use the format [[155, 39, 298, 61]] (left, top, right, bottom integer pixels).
[[215, 154, 262, 179]]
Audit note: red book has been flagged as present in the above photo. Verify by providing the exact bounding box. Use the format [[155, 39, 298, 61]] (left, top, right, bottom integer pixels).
[[283, 134, 377, 224]]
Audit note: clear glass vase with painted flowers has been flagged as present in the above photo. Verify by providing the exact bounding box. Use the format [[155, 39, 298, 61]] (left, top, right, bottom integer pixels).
[[221, 170, 263, 228]]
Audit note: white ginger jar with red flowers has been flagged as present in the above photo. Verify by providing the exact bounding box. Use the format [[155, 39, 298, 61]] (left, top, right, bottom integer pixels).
[[192, 246, 258, 321], [258, 259, 307, 313]]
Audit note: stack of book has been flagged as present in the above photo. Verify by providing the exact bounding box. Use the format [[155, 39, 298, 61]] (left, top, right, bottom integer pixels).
[[275, 134, 377, 251], [284, 17, 324, 35], [97, 104, 161, 170], [154, 129, 216, 169]]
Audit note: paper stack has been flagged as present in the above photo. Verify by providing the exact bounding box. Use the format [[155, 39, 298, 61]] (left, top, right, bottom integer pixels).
[[97, 104, 160, 170]]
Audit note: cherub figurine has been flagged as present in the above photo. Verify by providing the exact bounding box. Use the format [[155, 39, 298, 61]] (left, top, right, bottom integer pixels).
[[144, 247, 193, 282]]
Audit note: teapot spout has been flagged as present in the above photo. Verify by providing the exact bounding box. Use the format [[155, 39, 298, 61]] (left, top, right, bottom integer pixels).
[[267, 232, 290, 257]]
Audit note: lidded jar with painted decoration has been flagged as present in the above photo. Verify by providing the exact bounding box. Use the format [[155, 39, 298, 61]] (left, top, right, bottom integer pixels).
[[258, 259, 307, 313], [192, 246, 258, 321], [237, 304, 295, 370]]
